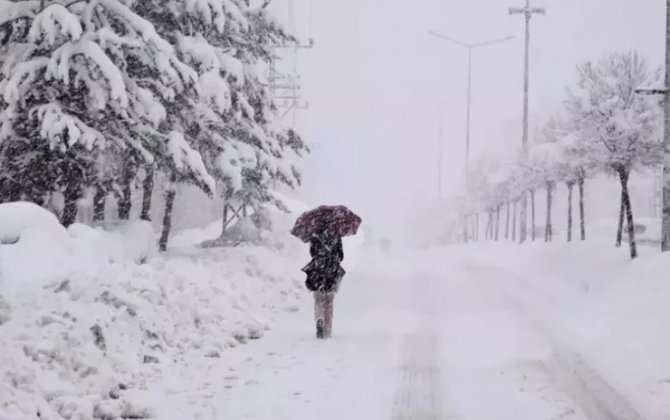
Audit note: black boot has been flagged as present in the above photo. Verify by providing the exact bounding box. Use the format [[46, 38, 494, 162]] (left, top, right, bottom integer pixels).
[[316, 318, 325, 339]]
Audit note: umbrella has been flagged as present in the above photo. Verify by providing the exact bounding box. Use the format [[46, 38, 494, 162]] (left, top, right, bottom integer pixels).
[[291, 205, 362, 242]]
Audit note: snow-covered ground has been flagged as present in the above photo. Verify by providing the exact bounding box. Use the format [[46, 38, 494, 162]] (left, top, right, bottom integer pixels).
[[134, 239, 670, 420], [0, 201, 314, 419], [2, 207, 668, 419]]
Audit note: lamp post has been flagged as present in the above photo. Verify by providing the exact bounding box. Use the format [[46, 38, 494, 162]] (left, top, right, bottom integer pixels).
[[428, 31, 514, 187]]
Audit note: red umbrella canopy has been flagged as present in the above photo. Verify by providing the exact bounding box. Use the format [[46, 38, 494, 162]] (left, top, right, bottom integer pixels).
[[291, 205, 362, 242]]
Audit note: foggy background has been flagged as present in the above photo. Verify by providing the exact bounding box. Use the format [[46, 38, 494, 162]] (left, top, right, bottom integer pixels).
[[269, 0, 665, 242]]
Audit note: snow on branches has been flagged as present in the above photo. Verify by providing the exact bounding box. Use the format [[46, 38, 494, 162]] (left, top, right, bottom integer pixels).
[[459, 51, 661, 257], [0, 0, 308, 239]]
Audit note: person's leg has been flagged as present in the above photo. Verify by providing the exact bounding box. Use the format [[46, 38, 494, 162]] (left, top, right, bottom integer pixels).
[[324, 292, 335, 338], [314, 291, 323, 320], [314, 291, 326, 338]]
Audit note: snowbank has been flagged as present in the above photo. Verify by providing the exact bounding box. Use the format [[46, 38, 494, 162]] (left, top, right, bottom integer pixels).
[[0, 201, 64, 244], [0, 220, 156, 294], [0, 210, 305, 419], [0, 195, 367, 419]]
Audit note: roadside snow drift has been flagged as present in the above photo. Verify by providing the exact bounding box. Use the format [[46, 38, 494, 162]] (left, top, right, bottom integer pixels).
[[0, 202, 308, 420]]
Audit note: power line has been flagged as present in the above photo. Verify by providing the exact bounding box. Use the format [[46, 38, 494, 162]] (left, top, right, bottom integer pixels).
[[269, 0, 314, 127]]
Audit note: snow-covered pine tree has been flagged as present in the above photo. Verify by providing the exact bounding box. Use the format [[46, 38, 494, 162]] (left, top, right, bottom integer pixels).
[[565, 51, 662, 258], [131, 0, 308, 236], [232, 7, 308, 211], [0, 0, 214, 228]]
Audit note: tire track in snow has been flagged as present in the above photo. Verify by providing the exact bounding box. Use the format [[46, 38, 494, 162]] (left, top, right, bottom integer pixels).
[[467, 261, 649, 420], [548, 341, 646, 420], [392, 333, 446, 420], [510, 276, 648, 419]]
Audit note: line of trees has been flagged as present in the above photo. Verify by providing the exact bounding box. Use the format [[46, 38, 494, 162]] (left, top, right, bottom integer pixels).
[[0, 0, 307, 250], [461, 51, 662, 260]]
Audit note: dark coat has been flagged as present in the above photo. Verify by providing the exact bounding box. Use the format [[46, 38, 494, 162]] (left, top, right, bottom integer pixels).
[[302, 232, 345, 292]]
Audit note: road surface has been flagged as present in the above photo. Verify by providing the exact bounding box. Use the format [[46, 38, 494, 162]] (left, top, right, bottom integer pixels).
[[145, 249, 648, 420]]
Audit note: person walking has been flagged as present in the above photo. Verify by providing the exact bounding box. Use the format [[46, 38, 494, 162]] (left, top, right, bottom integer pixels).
[[291, 205, 362, 339], [303, 229, 345, 338]]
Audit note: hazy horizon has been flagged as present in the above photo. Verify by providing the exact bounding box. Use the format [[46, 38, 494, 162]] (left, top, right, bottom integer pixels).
[[269, 0, 665, 237]]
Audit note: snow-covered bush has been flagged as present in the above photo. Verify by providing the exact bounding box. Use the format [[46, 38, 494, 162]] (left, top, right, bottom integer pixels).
[[0, 201, 64, 244]]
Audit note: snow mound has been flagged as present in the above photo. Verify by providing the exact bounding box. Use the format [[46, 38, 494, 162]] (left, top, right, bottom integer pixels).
[[0, 216, 303, 419], [0, 201, 64, 244], [0, 220, 156, 295]]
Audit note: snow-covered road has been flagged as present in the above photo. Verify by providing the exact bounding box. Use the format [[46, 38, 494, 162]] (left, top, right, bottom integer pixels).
[[145, 247, 658, 420]]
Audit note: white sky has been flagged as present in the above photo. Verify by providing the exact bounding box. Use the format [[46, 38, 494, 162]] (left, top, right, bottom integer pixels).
[[272, 0, 665, 237]]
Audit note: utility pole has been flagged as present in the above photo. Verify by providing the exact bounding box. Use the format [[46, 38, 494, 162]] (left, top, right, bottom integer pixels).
[[438, 105, 445, 199], [635, 1, 670, 251], [662, 0, 670, 251], [428, 31, 514, 188], [269, 0, 314, 127], [509, 0, 545, 243]]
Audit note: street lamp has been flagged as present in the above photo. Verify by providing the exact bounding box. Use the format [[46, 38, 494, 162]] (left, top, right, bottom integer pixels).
[[435, 99, 456, 199], [428, 31, 514, 186]]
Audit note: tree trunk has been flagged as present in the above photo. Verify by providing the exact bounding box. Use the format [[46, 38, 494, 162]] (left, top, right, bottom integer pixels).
[[221, 203, 229, 236], [567, 182, 574, 242], [530, 189, 536, 241], [520, 195, 527, 243], [512, 201, 518, 241], [159, 181, 177, 252], [61, 160, 81, 228], [616, 189, 625, 247], [62, 183, 80, 228], [463, 215, 469, 244], [475, 213, 479, 241], [470, 214, 474, 241], [505, 202, 510, 240], [619, 170, 638, 259], [118, 171, 133, 221], [545, 182, 553, 243], [93, 185, 106, 222], [495, 205, 501, 241], [579, 177, 586, 241], [486, 211, 493, 240], [140, 165, 154, 221]]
